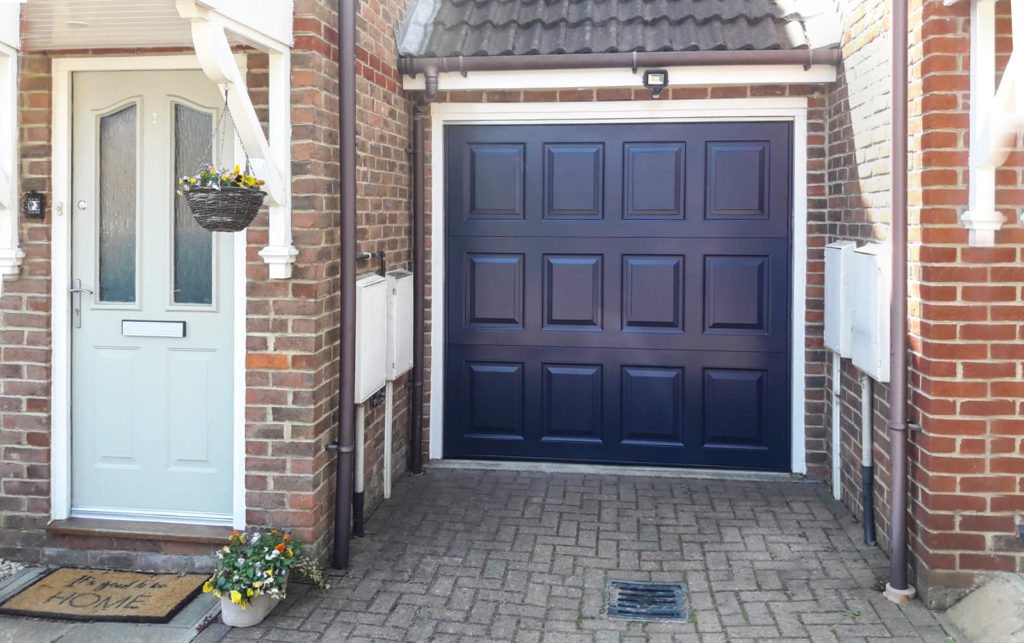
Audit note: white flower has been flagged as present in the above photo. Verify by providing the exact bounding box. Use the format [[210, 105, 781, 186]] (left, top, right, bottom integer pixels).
[[252, 533, 261, 542], [237, 558, 245, 565]]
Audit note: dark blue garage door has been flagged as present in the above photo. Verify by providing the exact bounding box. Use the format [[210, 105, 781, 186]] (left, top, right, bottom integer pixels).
[[444, 122, 791, 470]]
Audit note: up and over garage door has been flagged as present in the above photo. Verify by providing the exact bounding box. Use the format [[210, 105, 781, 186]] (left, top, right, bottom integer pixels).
[[444, 122, 792, 470]]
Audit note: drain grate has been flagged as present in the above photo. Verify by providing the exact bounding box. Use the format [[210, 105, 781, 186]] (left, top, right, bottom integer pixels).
[[606, 580, 690, 621]]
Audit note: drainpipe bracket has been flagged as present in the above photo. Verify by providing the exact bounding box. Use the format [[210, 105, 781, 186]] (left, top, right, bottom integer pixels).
[[326, 442, 355, 454], [907, 422, 923, 433], [883, 582, 917, 604]]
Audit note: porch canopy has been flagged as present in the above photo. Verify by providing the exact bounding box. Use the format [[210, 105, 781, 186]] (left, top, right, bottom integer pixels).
[[0, 0, 299, 293]]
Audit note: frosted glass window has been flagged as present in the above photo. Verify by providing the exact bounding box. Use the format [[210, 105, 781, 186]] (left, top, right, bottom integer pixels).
[[98, 105, 138, 303], [173, 104, 213, 305]]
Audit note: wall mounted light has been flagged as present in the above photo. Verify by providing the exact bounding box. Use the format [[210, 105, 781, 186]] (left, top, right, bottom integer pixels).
[[642, 69, 669, 99], [22, 191, 45, 220]]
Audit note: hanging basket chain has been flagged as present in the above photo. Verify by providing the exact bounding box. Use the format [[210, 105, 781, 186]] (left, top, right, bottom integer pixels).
[[181, 87, 265, 233], [212, 88, 253, 176]]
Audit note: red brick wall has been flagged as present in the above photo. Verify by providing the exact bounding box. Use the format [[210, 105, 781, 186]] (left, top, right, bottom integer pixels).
[[827, 0, 1023, 607], [0, 1, 351, 567], [824, 0, 896, 561], [0, 51, 52, 560], [905, 0, 1023, 606], [421, 84, 831, 476], [354, 0, 413, 515]]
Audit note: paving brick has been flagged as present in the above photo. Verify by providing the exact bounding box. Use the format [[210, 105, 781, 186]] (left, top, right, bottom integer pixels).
[[213, 468, 951, 642]]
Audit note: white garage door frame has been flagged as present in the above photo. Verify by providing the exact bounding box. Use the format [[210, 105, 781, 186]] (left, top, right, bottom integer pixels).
[[427, 97, 810, 474]]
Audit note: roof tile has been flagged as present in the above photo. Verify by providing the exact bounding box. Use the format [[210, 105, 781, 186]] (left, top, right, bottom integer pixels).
[[406, 0, 838, 57]]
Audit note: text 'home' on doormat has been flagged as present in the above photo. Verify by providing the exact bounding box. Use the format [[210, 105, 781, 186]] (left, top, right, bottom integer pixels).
[[0, 568, 207, 623]]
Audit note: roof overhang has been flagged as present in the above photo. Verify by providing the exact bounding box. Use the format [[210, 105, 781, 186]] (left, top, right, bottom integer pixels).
[[18, 0, 292, 52], [1, 0, 298, 283]]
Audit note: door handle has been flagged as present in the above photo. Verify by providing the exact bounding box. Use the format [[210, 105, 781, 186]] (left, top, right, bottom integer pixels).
[[70, 279, 93, 329]]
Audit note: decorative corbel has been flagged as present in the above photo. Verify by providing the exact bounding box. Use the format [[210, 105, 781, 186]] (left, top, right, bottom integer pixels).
[[176, 0, 297, 278], [962, 0, 1022, 246]]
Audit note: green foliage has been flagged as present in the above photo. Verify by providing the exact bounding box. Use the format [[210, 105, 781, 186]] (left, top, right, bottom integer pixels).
[[203, 529, 301, 609]]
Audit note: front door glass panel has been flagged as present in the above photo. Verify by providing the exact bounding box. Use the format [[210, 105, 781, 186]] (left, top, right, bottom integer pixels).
[[172, 103, 214, 305], [98, 104, 138, 303]]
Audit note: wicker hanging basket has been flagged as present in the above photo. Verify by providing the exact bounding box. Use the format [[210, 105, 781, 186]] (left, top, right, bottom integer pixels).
[[185, 186, 266, 232]]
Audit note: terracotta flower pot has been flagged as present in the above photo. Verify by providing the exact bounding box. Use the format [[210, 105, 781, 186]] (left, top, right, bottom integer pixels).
[[219, 592, 280, 627]]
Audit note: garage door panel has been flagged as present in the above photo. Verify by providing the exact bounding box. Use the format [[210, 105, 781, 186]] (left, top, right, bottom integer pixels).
[[541, 363, 603, 442], [447, 123, 790, 239], [544, 143, 605, 219], [703, 255, 770, 334], [445, 122, 791, 470], [445, 345, 788, 468], [620, 366, 686, 445], [623, 142, 686, 219], [705, 141, 770, 220], [622, 255, 685, 333], [464, 143, 525, 220], [543, 254, 604, 330], [448, 237, 787, 353]]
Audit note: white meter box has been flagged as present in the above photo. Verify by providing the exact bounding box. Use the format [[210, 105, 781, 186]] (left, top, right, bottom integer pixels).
[[849, 243, 891, 383], [354, 274, 387, 403], [824, 240, 857, 357], [386, 269, 414, 380]]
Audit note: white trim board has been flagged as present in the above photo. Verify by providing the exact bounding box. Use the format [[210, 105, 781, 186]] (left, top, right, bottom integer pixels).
[[427, 98, 810, 475], [50, 54, 247, 529], [403, 65, 836, 92]]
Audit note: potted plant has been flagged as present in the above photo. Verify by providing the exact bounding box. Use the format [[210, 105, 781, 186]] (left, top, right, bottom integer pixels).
[[203, 529, 328, 627], [177, 164, 266, 232]]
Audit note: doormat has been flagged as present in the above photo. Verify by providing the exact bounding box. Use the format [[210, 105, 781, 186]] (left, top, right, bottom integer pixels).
[[0, 568, 207, 623]]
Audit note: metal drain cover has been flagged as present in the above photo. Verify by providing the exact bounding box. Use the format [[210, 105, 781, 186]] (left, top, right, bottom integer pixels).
[[607, 580, 690, 621]]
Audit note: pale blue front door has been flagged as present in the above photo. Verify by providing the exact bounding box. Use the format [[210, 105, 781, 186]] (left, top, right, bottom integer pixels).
[[70, 70, 234, 524]]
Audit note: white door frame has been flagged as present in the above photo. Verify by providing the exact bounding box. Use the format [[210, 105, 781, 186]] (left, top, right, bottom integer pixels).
[[427, 98, 810, 474], [51, 55, 247, 528]]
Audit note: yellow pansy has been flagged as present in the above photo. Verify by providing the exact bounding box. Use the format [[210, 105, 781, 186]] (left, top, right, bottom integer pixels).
[[213, 590, 222, 597], [203, 581, 213, 593], [247, 588, 254, 596], [266, 570, 273, 576], [230, 590, 242, 604], [234, 165, 241, 175]]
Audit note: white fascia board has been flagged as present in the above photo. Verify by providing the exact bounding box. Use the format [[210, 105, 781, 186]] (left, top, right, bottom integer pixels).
[[0, 3, 20, 51], [403, 64, 837, 91]]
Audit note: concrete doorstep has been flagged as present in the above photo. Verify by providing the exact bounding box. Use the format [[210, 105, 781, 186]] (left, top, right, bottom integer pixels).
[[941, 573, 1024, 643], [0, 566, 226, 643]]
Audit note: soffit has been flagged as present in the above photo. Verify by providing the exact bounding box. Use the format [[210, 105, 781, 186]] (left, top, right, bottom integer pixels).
[[19, 0, 193, 51]]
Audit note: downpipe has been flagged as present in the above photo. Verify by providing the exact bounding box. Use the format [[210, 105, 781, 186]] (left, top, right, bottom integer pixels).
[[884, 0, 915, 604], [332, 0, 357, 570]]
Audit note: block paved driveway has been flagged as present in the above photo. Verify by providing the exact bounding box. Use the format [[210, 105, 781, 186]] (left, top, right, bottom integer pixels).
[[216, 467, 950, 642]]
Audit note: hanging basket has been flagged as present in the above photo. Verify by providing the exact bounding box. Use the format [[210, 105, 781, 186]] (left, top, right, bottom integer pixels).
[[184, 186, 266, 232]]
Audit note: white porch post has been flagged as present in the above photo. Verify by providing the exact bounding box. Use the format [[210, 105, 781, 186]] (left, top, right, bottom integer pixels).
[[0, 1, 25, 288], [176, 0, 297, 278], [962, 0, 1022, 246]]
